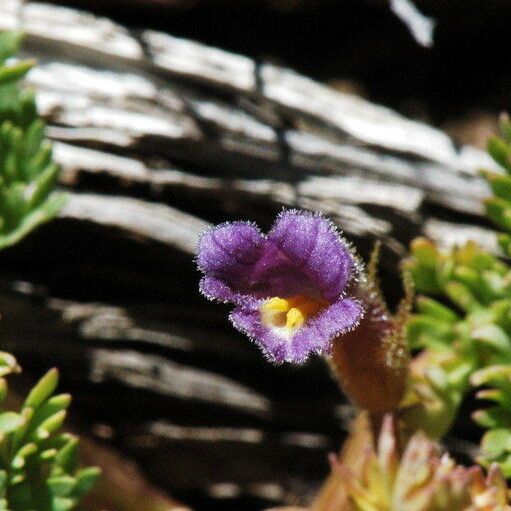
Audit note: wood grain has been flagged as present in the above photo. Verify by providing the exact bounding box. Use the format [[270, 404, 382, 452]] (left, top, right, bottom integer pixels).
[[0, 1, 499, 509]]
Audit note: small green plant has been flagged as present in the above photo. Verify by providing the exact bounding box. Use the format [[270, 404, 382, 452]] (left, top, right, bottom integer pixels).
[[401, 114, 511, 477], [0, 31, 65, 249], [403, 239, 504, 436], [0, 356, 99, 511], [0, 31, 98, 510], [330, 415, 510, 511]]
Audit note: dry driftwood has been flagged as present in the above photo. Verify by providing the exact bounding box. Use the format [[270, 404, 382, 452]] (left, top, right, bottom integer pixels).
[[0, 1, 501, 509]]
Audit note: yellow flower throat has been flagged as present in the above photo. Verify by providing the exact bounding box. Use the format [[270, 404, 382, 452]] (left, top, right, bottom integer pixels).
[[260, 294, 328, 333]]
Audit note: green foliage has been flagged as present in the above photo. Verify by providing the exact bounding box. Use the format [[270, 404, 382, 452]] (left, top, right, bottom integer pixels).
[[402, 239, 511, 441], [484, 113, 511, 260], [0, 32, 97, 508], [402, 115, 511, 477], [0, 356, 99, 510], [0, 31, 66, 249]]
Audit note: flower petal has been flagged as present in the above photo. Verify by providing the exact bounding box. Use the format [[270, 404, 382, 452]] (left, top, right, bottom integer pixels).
[[292, 298, 364, 359], [267, 210, 356, 301], [229, 305, 290, 363], [199, 275, 236, 303], [230, 297, 363, 364], [197, 221, 267, 303]]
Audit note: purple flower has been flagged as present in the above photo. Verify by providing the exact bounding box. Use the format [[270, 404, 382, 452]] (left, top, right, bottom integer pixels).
[[197, 210, 363, 363]]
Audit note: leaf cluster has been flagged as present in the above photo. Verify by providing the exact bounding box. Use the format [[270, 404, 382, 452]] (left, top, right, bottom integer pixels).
[[0, 356, 99, 511], [402, 115, 511, 477], [0, 31, 98, 509], [0, 31, 65, 249]]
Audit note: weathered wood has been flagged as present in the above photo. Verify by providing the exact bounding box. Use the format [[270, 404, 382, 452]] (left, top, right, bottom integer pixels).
[[0, 1, 502, 509], [60, 193, 209, 254]]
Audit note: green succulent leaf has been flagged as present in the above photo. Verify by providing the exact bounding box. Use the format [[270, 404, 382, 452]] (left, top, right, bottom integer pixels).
[[480, 428, 511, 461], [0, 31, 65, 251], [0, 353, 20, 378], [404, 113, 511, 476], [0, 353, 100, 510], [73, 467, 101, 499], [0, 32, 23, 63], [0, 413, 24, 434], [23, 369, 59, 410], [0, 33, 97, 509]]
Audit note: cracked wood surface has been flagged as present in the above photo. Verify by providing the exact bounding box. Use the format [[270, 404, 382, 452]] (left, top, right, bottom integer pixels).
[[0, 1, 500, 509]]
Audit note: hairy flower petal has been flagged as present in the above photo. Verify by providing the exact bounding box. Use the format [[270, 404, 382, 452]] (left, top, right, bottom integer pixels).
[[268, 210, 355, 301], [231, 298, 362, 363], [196, 210, 363, 363], [197, 221, 266, 304]]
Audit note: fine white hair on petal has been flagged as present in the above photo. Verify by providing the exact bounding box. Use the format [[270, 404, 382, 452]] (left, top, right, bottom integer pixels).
[[270, 207, 362, 295], [195, 219, 262, 271]]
